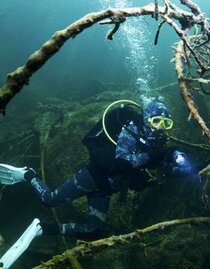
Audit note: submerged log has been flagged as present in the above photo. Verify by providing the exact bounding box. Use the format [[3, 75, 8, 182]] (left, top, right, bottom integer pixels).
[[32, 217, 210, 269]]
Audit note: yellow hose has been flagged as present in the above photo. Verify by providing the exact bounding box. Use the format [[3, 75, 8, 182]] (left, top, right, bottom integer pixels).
[[102, 99, 142, 145]]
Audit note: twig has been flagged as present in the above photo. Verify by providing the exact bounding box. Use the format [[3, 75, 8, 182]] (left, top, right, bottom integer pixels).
[[154, 20, 166, 45], [106, 23, 121, 40], [154, 0, 159, 21], [0, 134, 35, 159], [199, 164, 210, 208], [106, 14, 126, 40], [163, 15, 208, 73], [169, 135, 210, 150], [9, 155, 40, 163], [199, 164, 210, 177]]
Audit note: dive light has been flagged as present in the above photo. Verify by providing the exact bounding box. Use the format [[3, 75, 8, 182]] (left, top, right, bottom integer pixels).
[[173, 150, 187, 166]]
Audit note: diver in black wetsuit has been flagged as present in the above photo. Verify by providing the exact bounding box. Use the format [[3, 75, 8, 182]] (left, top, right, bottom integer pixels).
[[0, 100, 200, 269], [0, 101, 198, 237]]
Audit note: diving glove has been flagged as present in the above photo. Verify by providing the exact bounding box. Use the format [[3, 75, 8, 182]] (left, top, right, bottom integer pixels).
[[0, 218, 42, 269], [0, 164, 36, 185]]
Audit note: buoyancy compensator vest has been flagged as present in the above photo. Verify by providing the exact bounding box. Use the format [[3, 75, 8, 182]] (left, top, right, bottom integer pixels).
[[83, 100, 170, 196], [82, 100, 144, 174]]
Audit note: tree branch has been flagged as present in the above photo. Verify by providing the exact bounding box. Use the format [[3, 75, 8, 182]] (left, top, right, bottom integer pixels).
[[174, 41, 210, 141], [32, 217, 210, 269], [0, 1, 209, 140], [0, 3, 206, 115], [0, 5, 156, 115]]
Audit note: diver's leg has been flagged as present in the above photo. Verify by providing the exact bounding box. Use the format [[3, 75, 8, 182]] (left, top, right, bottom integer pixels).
[[41, 193, 110, 238], [0, 218, 42, 269], [31, 167, 98, 207], [85, 193, 110, 236]]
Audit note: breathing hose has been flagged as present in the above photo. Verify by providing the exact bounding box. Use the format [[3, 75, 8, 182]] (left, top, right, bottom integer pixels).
[[102, 99, 142, 145]]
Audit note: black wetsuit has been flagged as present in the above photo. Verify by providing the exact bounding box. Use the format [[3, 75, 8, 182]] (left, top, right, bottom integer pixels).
[[30, 122, 194, 238]]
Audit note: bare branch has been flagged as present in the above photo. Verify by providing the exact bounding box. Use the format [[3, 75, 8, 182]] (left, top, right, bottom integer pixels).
[[32, 217, 210, 269], [0, 3, 206, 114], [174, 41, 210, 140], [0, 1, 209, 140]]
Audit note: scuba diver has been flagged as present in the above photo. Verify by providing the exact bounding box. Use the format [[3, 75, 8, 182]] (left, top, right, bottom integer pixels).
[[0, 100, 199, 269]]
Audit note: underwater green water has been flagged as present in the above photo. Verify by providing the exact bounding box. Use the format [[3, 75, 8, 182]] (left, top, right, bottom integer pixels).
[[0, 0, 210, 268]]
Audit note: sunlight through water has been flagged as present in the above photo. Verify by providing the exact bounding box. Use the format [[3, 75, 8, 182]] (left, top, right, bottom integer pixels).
[[99, 0, 158, 104]]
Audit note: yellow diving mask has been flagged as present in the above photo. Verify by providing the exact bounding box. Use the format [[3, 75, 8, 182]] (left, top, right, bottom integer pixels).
[[148, 116, 173, 130]]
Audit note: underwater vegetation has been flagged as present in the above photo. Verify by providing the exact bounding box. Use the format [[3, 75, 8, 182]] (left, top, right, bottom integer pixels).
[[0, 89, 209, 269]]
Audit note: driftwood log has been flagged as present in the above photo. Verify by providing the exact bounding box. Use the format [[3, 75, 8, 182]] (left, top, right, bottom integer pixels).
[[32, 217, 210, 269], [0, 1, 209, 140]]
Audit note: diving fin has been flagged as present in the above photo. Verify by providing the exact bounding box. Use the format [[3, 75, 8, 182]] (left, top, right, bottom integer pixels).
[[0, 218, 42, 269], [0, 164, 27, 185]]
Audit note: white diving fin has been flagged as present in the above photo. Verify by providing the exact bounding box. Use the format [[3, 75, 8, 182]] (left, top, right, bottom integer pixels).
[[0, 218, 42, 269], [0, 164, 27, 185]]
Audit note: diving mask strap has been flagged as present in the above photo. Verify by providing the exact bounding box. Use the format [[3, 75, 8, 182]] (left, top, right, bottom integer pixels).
[[0, 218, 42, 269]]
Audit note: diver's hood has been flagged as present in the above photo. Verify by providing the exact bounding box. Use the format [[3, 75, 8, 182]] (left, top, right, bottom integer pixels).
[[143, 101, 171, 126]]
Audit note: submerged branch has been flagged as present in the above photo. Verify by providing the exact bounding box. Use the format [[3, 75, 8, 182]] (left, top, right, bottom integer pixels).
[[199, 164, 210, 208], [0, 4, 157, 115], [169, 135, 210, 150], [154, 20, 166, 45], [199, 164, 210, 177], [32, 217, 210, 269], [162, 15, 207, 72], [0, 0, 209, 141], [174, 41, 210, 141], [0, 2, 208, 115]]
